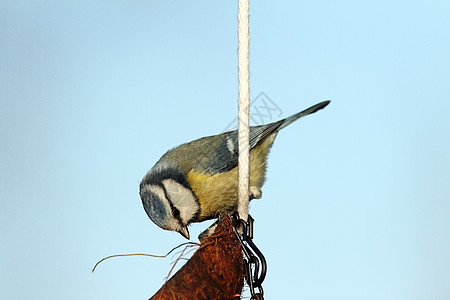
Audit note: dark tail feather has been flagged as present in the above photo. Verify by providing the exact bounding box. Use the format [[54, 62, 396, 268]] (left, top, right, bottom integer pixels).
[[278, 100, 330, 130]]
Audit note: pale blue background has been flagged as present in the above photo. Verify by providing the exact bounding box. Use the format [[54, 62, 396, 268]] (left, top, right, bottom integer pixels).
[[1, 1, 449, 299]]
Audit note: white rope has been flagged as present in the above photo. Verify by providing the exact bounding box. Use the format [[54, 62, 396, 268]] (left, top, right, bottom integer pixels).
[[237, 0, 250, 221]]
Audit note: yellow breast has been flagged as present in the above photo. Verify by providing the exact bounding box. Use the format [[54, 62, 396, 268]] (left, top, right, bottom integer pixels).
[[186, 133, 277, 221]]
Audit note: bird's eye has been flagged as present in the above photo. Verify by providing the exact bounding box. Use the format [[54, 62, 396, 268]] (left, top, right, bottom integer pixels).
[[172, 208, 181, 219]]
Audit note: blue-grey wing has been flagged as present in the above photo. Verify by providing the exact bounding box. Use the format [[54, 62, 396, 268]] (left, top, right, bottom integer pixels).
[[205, 121, 282, 173]]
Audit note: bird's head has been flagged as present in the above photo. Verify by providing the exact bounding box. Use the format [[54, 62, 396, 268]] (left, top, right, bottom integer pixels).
[[139, 162, 199, 239]]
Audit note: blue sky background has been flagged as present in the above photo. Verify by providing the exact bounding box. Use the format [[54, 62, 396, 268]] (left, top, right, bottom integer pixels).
[[1, 1, 449, 299]]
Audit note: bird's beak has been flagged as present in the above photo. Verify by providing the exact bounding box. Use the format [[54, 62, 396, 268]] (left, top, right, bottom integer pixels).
[[178, 226, 190, 239]]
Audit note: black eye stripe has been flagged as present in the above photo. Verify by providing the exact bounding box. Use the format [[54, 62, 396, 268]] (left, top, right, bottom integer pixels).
[[161, 185, 184, 224]]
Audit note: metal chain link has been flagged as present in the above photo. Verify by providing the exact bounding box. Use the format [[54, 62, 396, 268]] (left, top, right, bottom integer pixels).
[[233, 213, 267, 300]]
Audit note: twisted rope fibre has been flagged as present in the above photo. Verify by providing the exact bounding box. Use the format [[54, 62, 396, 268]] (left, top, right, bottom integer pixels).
[[237, 0, 250, 221]]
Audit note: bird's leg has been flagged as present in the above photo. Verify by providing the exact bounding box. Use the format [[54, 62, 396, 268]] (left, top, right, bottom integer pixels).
[[249, 186, 262, 200]]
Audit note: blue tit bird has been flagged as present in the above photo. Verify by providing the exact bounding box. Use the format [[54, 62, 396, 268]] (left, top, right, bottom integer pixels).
[[140, 100, 330, 239]]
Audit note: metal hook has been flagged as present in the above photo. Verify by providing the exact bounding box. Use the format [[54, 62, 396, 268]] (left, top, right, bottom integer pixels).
[[233, 213, 267, 299]]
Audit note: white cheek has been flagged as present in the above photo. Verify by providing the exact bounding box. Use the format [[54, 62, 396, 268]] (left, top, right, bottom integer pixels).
[[162, 179, 199, 224]]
